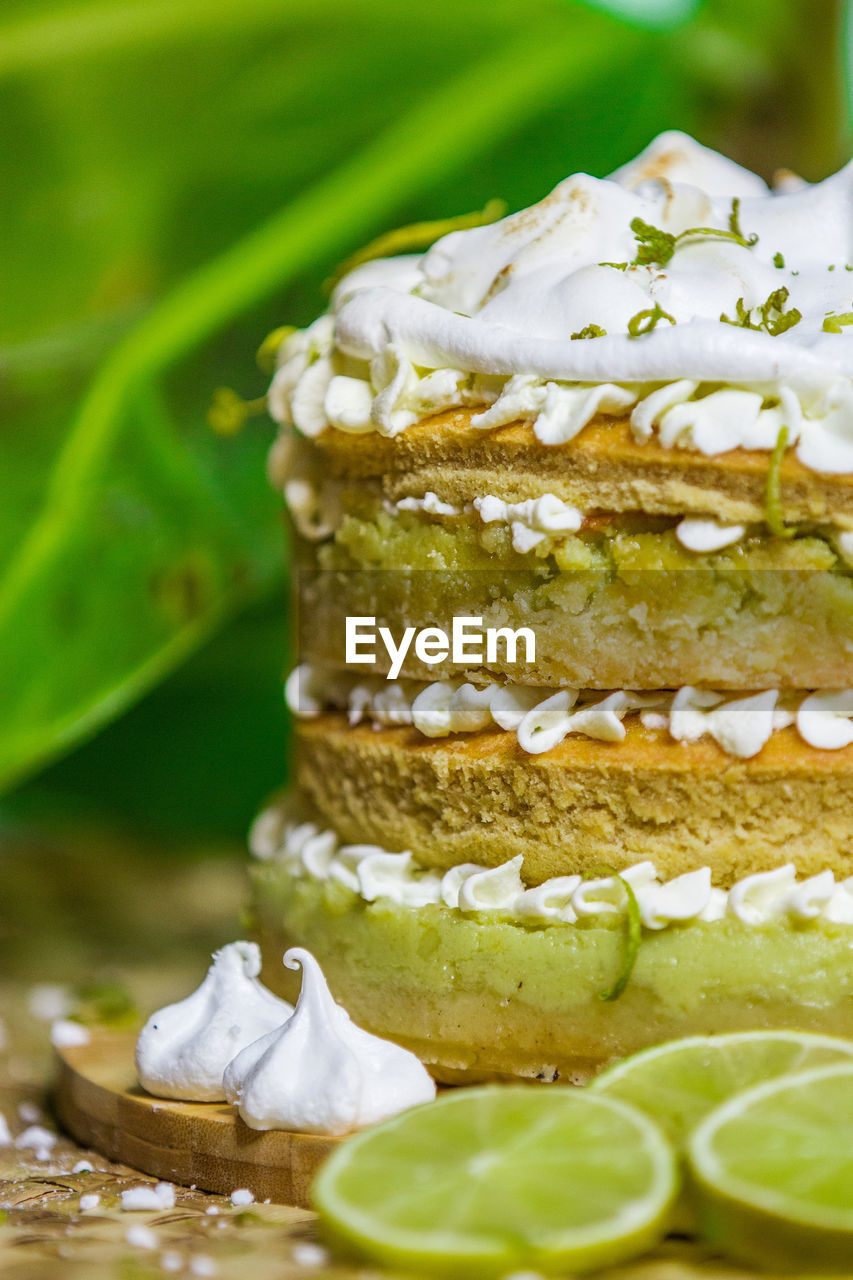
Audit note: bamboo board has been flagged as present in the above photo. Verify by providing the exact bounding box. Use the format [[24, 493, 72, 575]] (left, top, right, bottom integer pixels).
[[54, 1029, 339, 1207]]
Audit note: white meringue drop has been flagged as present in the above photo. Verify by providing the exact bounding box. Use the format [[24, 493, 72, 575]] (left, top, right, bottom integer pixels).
[[223, 948, 435, 1135], [135, 941, 292, 1102]]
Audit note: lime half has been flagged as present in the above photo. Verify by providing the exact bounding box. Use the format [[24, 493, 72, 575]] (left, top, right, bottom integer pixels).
[[689, 1063, 853, 1269], [313, 1085, 677, 1276], [592, 1031, 853, 1150]]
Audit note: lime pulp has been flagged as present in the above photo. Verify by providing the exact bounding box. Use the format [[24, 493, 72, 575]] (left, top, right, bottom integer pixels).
[[312, 1084, 677, 1276], [592, 1030, 853, 1150], [689, 1062, 853, 1269]]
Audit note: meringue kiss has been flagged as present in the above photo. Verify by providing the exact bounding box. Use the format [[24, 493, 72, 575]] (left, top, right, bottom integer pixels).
[[136, 941, 292, 1101]]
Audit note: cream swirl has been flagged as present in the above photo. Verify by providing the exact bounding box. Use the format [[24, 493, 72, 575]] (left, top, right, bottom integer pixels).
[[282, 476, 853, 558], [472, 493, 583, 551], [251, 813, 853, 931], [283, 665, 853, 760], [675, 517, 747, 552]]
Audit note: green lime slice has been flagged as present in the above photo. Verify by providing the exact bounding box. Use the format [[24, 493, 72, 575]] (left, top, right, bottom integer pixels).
[[312, 1085, 678, 1276], [592, 1031, 853, 1150], [688, 1063, 853, 1269]]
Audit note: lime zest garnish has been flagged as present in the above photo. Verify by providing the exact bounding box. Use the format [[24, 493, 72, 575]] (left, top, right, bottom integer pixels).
[[627, 304, 676, 337], [207, 387, 268, 436], [823, 311, 853, 333], [599, 876, 642, 1002], [324, 198, 508, 293], [571, 323, 607, 339], [720, 297, 753, 327], [256, 324, 296, 374], [629, 219, 676, 267], [720, 287, 801, 335], [728, 198, 742, 236], [630, 208, 758, 268], [765, 425, 795, 538], [582, 866, 642, 1001], [763, 289, 802, 335], [728, 197, 758, 246], [773, 251, 785, 268]]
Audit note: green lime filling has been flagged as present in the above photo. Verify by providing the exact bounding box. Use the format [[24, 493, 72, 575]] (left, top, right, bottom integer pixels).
[[251, 866, 853, 1021], [317, 504, 841, 575], [311, 508, 853, 644]]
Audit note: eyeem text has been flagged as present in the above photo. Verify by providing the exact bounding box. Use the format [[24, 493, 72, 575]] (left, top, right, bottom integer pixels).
[[345, 616, 536, 680]]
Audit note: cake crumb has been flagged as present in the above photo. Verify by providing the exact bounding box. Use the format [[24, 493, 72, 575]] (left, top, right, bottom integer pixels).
[[125, 1224, 158, 1250], [121, 1182, 175, 1211], [28, 984, 71, 1021], [291, 1242, 330, 1267], [15, 1124, 56, 1151], [190, 1257, 217, 1277], [51, 1019, 90, 1048]]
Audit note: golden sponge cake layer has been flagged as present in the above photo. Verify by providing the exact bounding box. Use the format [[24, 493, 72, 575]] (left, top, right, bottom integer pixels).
[[277, 409, 853, 526], [295, 714, 853, 887]]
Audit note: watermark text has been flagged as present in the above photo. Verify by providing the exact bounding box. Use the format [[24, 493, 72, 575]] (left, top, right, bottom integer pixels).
[[345, 616, 535, 679]]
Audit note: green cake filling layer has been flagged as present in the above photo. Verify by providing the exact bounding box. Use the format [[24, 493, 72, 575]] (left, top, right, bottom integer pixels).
[[299, 507, 853, 687], [251, 865, 853, 1082], [318, 505, 845, 574]]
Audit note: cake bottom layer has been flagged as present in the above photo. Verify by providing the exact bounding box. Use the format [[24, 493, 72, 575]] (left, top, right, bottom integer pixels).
[[250, 862, 853, 1084]]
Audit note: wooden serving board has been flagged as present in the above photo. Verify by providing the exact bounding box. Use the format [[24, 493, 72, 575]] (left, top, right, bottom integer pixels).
[[54, 1029, 340, 1207]]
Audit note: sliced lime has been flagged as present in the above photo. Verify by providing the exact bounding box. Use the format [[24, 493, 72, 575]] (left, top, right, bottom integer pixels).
[[689, 1063, 853, 1269], [312, 1085, 677, 1276], [592, 1030, 853, 1150]]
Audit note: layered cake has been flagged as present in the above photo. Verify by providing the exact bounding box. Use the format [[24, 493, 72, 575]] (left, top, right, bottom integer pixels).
[[250, 131, 853, 1082]]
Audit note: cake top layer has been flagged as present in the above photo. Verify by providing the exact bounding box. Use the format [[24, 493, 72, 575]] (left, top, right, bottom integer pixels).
[[269, 132, 853, 476], [333, 132, 853, 389]]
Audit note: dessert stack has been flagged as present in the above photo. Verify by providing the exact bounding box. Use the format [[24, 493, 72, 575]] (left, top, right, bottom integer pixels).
[[249, 131, 853, 1083]]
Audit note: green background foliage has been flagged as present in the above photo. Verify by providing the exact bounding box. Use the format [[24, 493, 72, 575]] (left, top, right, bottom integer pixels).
[[0, 0, 849, 844]]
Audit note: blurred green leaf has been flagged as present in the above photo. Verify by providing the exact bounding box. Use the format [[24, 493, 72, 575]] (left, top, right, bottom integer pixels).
[[7, 594, 292, 841], [579, 0, 703, 30], [0, 1, 646, 794]]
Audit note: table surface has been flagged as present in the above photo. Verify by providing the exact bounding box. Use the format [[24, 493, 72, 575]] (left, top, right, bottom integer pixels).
[[0, 816, 764, 1278]]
